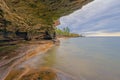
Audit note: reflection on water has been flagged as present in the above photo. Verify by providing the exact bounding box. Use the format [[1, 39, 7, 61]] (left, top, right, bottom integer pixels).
[[43, 37, 120, 80]]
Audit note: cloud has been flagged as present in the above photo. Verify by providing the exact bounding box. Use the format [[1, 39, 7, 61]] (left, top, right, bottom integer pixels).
[[58, 0, 120, 36], [87, 32, 120, 37]]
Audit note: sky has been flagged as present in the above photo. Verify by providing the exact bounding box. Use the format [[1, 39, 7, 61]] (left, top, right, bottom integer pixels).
[[58, 0, 120, 36]]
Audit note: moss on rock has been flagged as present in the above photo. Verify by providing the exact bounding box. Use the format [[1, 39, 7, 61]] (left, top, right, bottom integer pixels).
[[0, 0, 93, 40]]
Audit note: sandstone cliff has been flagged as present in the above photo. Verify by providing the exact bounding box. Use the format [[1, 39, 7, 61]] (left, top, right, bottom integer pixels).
[[0, 0, 93, 40]]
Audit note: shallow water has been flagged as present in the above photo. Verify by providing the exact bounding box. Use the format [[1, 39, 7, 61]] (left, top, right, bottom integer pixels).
[[18, 37, 120, 80], [42, 37, 120, 80]]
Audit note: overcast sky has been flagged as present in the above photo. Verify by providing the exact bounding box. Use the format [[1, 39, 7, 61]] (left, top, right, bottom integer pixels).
[[58, 0, 120, 36]]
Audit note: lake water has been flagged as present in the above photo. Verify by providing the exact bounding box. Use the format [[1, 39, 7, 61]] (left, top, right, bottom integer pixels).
[[18, 37, 120, 80], [42, 37, 120, 80]]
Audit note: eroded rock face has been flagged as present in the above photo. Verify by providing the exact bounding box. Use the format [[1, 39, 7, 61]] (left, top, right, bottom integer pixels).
[[0, 0, 93, 40]]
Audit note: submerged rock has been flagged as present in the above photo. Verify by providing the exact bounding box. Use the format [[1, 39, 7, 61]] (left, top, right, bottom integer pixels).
[[5, 67, 76, 80], [21, 67, 57, 80]]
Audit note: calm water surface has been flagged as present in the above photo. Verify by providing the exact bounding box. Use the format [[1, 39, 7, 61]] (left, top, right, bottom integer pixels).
[[43, 37, 120, 80], [20, 37, 120, 80]]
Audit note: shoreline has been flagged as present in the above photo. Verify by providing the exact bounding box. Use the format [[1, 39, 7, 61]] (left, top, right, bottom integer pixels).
[[0, 39, 78, 80], [0, 40, 54, 80]]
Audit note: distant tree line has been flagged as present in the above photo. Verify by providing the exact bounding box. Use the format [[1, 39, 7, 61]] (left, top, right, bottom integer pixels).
[[55, 27, 80, 37]]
